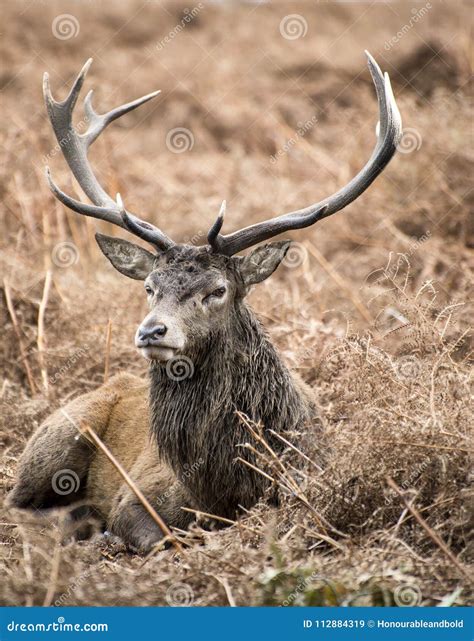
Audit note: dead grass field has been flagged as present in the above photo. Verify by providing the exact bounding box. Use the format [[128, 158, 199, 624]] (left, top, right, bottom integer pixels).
[[0, 1, 472, 607]]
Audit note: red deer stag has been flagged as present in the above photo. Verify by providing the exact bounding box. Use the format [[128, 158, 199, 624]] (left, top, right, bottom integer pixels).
[[9, 54, 402, 552]]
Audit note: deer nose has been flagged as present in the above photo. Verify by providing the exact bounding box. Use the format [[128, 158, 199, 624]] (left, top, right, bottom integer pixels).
[[137, 323, 167, 346]]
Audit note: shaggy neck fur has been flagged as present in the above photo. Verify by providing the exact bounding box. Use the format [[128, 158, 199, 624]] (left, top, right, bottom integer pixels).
[[149, 301, 315, 517]]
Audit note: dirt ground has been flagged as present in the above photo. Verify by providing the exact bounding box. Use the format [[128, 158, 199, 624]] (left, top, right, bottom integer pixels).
[[0, 1, 472, 607]]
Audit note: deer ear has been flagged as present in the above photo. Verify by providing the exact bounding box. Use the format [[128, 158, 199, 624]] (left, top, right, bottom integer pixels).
[[238, 240, 291, 287], [95, 233, 156, 280]]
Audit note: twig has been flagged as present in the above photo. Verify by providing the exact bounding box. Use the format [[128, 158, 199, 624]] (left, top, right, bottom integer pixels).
[[103, 319, 112, 383], [268, 428, 324, 473], [238, 418, 345, 538], [19, 531, 34, 607], [43, 517, 63, 606], [388, 497, 458, 533], [386, 477, 471, 581], [37, 271, 52, 395], [180, 507, 261, 536], [77, 421, 185, 556], [280, 523, 299, 543], [235, 456, 278, 485], [295, 523, 345, 551], [237, 412, 303, 495], [235, 457, 344, 548], [3, 279, 37, 394], [210, 574, 236, 606]]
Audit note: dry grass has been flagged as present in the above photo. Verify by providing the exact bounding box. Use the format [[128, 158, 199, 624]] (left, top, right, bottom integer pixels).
[[0, 1, 472, 607]]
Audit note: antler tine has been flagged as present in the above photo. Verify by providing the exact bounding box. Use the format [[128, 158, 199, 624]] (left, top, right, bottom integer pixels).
[[209, 52, 402, 256], [44, 59, 174, 251], [113, 193, 172, 247], [83, 87, 161, 149], [208, 200, 226, 248], [46, 167, 124, 226]]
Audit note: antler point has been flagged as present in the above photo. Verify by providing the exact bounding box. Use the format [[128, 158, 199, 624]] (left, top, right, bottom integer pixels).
[[219, 199, 226, 218], [42, 72, 54, 102], [116, 193, 124, 209]]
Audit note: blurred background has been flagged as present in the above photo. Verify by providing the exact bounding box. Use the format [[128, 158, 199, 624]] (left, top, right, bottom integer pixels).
[[1, 1, 472, 606]]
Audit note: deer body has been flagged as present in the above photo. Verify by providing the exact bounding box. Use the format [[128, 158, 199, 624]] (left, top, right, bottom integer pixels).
[[11, 300, 317, 552], [9, 54, 401, 552]]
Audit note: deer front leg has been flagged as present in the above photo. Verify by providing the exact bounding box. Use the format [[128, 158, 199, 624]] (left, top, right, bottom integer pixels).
[[108, 452, 194, 554]]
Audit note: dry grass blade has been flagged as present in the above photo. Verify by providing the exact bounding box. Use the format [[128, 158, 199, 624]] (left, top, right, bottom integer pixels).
[[103, 319, 113, 384], [77, 420, 185, 556], [3, 279, 37, 394], [181, 507, 261, 536], [237, 415, 345, 539], [37, 270, 52, 396], [209, 574, 237, 606], [268, 429, 324, 473], [235, 456, 343, 550], [386, 477, 471, 582], [42, 516, 63, 606]]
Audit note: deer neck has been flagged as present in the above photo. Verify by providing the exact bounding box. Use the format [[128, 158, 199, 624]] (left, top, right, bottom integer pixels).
[[148, 302, 312, 514]]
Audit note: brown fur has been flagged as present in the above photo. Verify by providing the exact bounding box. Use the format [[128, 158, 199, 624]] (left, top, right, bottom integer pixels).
[[9, 243, 322, 553]]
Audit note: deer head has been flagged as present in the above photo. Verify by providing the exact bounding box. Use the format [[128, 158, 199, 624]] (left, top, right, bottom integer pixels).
[[44, 54, 401, 362], [94, 233, 290, 361]]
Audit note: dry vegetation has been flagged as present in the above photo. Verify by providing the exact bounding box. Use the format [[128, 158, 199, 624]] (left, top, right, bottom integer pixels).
[[0, 1, 472, 607]]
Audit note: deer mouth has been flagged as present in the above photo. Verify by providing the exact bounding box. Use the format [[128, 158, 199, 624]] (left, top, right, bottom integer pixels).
[[137, 345, 178, 362]]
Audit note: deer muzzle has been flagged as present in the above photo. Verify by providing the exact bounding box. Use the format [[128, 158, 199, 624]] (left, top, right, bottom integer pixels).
[[135, 313, 185, 362]]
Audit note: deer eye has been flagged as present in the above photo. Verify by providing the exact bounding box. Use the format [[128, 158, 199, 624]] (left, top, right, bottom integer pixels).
[[144, 285, 153, 296], [202, 286, 226, 304]]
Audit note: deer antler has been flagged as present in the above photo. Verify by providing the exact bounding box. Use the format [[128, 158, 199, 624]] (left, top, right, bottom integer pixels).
[[44, 59, 174, 251], [45, 54, 401, 257], [208, 51, 402, 256]]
